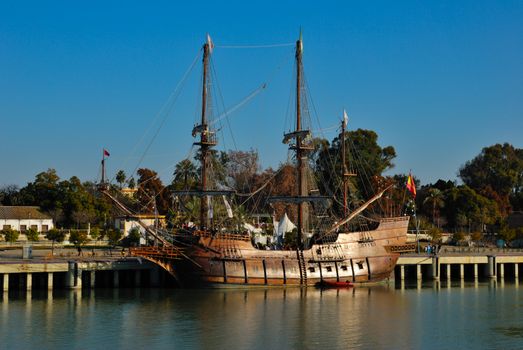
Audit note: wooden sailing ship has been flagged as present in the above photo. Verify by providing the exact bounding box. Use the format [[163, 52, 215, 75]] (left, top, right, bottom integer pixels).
[[100, 34, 410, 287]]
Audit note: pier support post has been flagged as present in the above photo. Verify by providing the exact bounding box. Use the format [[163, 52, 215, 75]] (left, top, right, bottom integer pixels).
[[2, 274, 8, 292], [499, 263, 504, 280], [66, 262, 82, 289], [432, 257, 439, 280], [416, 264, 422, 280], [47, 273, 53, 290], [113, 271, 119, 288], [89, 271, 96, 289], [400, 265, 405, 281], [460, 264, 464, 279], [515, 264, 519, 280], [446, 264, 451, 280], [474, 264, 478, 279], [26, 273, 32, 291], [487, 256, 496, 279]]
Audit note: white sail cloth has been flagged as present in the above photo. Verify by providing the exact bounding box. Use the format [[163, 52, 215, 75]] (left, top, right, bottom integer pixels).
[[275, 213, 296, 239]]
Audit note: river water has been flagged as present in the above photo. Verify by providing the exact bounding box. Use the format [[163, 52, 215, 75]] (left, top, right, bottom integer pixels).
[[1, 281, 522, 350]]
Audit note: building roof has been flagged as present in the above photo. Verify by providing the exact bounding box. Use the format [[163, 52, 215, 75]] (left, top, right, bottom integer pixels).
[[0, 206, 52, 220]]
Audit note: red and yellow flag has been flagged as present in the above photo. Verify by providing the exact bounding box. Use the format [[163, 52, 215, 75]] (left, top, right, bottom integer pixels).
[[406, 174, 416, 198]]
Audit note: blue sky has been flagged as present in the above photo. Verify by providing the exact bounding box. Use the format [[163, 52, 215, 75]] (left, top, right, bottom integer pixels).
[[1, 1, 522, 188]]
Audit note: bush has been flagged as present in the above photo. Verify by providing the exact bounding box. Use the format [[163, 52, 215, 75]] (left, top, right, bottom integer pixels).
[[26, 228, 39, 242], [69, 231, 88, 247], [45, 228, 66, 244], [107, 229, 123, 247], [451, 231, 466, 245], [2, 228, 20, 243], [90, 227, 101, 241], [427, 226, 442, 243]]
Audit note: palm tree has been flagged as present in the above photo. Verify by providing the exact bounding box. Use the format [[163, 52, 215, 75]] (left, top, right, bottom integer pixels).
[[116, 170, 126, 189], [172, 159, 198, 190], [423, 188, 445, 227]]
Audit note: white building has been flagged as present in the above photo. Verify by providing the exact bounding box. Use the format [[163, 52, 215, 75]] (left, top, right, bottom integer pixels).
[[0, 206, 54, 232], [114, 214, 166, 237]]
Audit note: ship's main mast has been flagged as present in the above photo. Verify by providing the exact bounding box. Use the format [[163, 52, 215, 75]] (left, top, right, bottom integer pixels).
[[199, 41, 211, 229], [295, 35, 306, 248]]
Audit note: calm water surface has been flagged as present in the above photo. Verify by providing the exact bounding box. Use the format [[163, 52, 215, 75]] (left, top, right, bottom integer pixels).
[[1, 281, 522, 349]]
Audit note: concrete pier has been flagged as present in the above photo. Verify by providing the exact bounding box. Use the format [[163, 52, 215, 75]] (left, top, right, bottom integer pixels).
[[397, 252, 523, 284]]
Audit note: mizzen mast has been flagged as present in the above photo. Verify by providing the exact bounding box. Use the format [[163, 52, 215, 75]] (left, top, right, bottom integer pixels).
[[340, 111, 356, 221]]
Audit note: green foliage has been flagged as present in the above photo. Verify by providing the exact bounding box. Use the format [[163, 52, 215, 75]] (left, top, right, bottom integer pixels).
[[451, 231, 466, 245], [25, 228, 39, 242], [443, 185, 500, 232], [283, 228, 299, 250], [69, 231, 88, 247], [499, 224, 516, 242], [116, 170, 126, 189], [107, 229, 123, 247], [314, 129, 396, 214], [471, 232, 483, 242], [90, 227, 101, 240], [13, 169, 111, 228], [137, 168, 170, 214], [171, 159, 199, 191], [127, 227, 141, 246], [2, 228, 19, 243], [127, 177, 136, 189], [459, 143, 523, 214], [427, 226, 442, 243], [45, 228, 66, 243]]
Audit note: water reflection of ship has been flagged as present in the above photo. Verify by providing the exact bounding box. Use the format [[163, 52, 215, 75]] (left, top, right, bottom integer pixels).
[[100, 34, 410, 287]]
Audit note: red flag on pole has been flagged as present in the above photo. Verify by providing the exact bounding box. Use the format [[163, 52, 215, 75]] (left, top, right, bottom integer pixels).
[[406, 173, 416, 198], [103, 149, 110, 157]]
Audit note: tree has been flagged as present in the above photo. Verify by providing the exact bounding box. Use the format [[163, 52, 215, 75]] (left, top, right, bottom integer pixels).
[[128, 177, 136, 189], [459, 143, 523, 215], [137, 168, 170, 214], [90, 227, 101, 241], [226, 149, 259, 192], [0, 184, 21, 205], [452, 231, 465, 245], [45, 228, 66, 255], [116, 170, 127, 189], [2, 228, 19, 243], [443, 185, 500, 232], [172, 159, 199, 191], [423, 188, 445, 226], [315, 129, 396, 214], [126, 227, 141, 247], [26, 227, 39, 242], [107, 229, 123, 247], [427, 226, 442, 244], [69, 231, 88, 248]]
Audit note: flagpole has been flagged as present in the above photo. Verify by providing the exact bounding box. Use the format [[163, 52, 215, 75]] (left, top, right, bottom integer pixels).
[[101, 148, 106, 184]]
